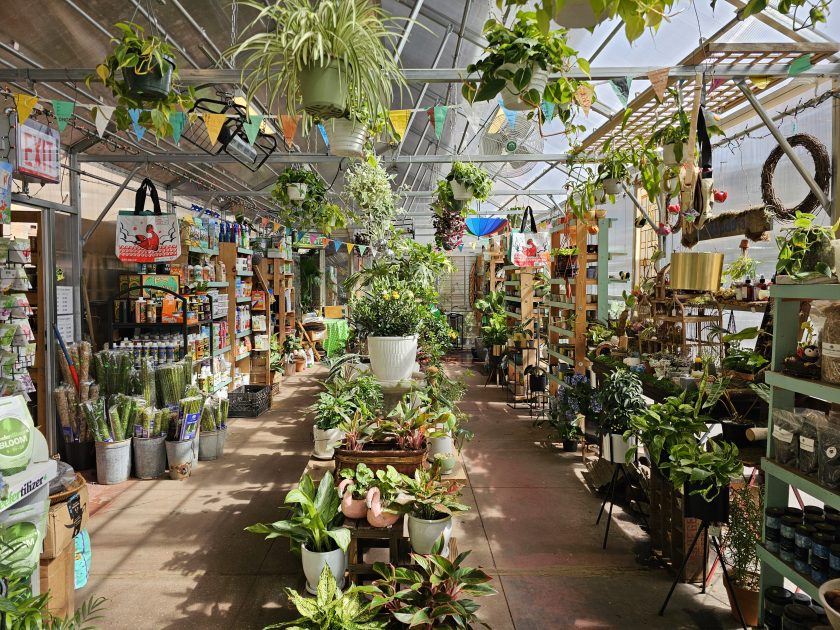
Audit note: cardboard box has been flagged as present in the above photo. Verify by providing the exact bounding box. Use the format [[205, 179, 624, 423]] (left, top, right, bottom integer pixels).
[[42, 482, 88, 559], [39, 541, 75, 619]]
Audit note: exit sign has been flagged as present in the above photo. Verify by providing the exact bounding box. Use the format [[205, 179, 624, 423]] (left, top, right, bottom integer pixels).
[[15, 120, 60, 184]]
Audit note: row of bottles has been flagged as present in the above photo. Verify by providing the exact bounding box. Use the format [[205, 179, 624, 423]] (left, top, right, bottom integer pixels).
[[734, 276, 770, 301], [114, 335, 184, 366]]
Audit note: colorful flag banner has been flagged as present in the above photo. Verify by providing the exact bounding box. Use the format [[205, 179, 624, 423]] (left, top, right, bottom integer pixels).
[[347, 243, 355, 253], [333, 239, 341, 253], [316, 123, 329, 147], [788, 54, 812, 77], [749, 76, 772, 89], [13, 93, 38, 125], [574, 84, 594, 116], [388, 110, 411, 140], [540, 101, 556, 122], [358, 244, 368, 255], [609, 77, 631, 107], [463, 102, 484, 133], [458, 244, 464, 252], [243, 114, 264, 145], [128, 108, 145, 141], [280, 115, 297, 145], [51, 100, 74, 132], [433, 105, 448, 139], [169, 111, 186, 144], [648, 67, 670, 102], [308, 233, 317, 245], [202, 112, 226, 146], [709, 77, 727, 93], [94, 105, 115, 138], [497, 98, 517, 129]]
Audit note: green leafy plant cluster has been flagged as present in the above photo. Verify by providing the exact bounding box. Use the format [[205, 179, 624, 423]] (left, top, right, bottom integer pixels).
[[722, 255, 758, 283], [535, 396, 583, 441], [776, 211, 839, 280], [312, 373, 382, 430], [661, 439, 742, 501], [448, 162, 494, 201], [401, 464, 470, 521], [597, 140, 631, 183], [417, 308, 457, 366], [349, 281, 423, 338], [88, 21, 195, 139], [481, 312, 510, 348], [271, 167, 351, 235], [721, 484, 762, 592], [596, 369, 646, 435], [463, 11, 590, 111], [0, 575, 108, 630], [342, 155, 403, 243]]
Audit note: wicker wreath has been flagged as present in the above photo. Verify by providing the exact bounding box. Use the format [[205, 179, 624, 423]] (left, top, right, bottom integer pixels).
[[761, 133, 831, 220]]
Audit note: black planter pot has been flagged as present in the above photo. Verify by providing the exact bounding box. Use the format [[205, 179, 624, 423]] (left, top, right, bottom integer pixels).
[[684, 481, 730, 522], [530, 372, 547, 392], [122, 55, 175, 100], [562, 440, 577, 452], [720, 420, 756, 449]]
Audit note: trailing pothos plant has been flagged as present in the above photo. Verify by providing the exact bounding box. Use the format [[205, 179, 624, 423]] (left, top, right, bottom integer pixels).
[[342, 155, 403, 243], [271, 167, 353, 235], [776, 211, 839, 280], [463, 10, 590, 111], [448, 162, 494, 201], [661, 439, 742, 501], [87, 22, 195, 139], [597, 139, 632, 185]]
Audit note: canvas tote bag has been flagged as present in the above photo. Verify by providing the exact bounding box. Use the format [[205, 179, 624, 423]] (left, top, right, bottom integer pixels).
[[115, 177, 181, 263], [508, 205, 550, 268]]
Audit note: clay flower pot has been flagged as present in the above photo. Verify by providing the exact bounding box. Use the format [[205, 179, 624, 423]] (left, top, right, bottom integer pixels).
[[338, 478, 368, 519], [365, 487, 400, 528]]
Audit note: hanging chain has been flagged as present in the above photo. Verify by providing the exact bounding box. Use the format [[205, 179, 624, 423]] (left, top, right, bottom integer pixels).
[[231, 1, 238, 48]]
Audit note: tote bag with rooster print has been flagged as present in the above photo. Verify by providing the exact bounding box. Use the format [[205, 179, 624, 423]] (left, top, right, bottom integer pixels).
[[115, 178, 181, 263]]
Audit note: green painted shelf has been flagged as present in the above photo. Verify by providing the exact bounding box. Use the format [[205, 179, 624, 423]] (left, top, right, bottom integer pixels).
[[762, 458, 840, 511], [546, 347, 574, 364], [504, 311, 521, 320], [237, 270, 254, 277], [770, 283, 840, 300], [210, 377, 231, 393], [548, 325, 574, 338], [212, 345, 231, 357], [235, 351, 251, 362], [545, 300, 574, 310], [189, 245, 218, 255], [237, 247, 253, 255], [756, 544, 820, 601], [765, 371, 840, 405], [236, 296, 251, 304], [235, 330, 251, 339], [506, 296, 521, 303]]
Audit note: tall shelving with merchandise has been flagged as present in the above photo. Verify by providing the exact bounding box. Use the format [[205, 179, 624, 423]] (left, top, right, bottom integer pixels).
[[758, 283, 840, 612], [546, 215, 609, 390], [502, 265, 545, 400], [220, 237, 255, 391]]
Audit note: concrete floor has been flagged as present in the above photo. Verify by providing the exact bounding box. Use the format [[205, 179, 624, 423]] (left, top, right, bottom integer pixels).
[[80, 363, 742, 629]]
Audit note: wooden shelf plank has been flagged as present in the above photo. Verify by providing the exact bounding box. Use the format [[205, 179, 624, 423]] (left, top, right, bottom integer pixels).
[[757, 543, 820, 601], [765, 371, 840, 405]]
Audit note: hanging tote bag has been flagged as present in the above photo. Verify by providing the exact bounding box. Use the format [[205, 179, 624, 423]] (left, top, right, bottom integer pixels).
[[508, 206, 550, 268], [115, 177, 181, 263]]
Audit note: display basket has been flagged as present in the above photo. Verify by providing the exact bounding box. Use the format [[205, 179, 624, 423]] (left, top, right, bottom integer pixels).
[[228, 385, 272, 418]]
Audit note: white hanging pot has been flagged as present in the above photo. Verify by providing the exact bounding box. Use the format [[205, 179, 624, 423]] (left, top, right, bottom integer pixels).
[[603, 178, 622, 196], [367, 335, 418, 384], [499, 64, 549, 111], [287, 183, 308, 201], [329, 118, 367, 158], [300, 544, 346, 594], [552, 0, 608, 29], [313, 427, 343, 460], [408, 513, 453, 555], [602, 433, 636, 464], [662, 142, 692, 166], [450, 180, 474, 201]]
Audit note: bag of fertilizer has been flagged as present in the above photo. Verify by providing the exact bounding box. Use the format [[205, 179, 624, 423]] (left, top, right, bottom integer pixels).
[[0, 395, 35, 475]]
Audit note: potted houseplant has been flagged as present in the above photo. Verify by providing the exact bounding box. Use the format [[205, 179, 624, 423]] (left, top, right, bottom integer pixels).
[[661, 439, 742, 523], [342, 155, 403, 244], [596, 370, 647, 464], [598, 141, 631, 196], [402, 464, 470, 555], [447, 161, 493, 202], [349, 281, 422, 384], [720, 484, 763, 627], [650, 104, 692, 167], [535, 396, 583, 452], [775, 211, 839, 283], [481, 312, 509, 357], [246, 474, 350, 594], [432, 180, 468, 251], [225, 0, 407, 121], [370, 540, 496, 628], [272, 166, 322, 204], [312, 382, 355, 459], [365, 465, 406, 528], [88, 21, 195, 139], [463, 11, 590, 112], [338, 462, 376, 519], [272, 168, 352, 236]]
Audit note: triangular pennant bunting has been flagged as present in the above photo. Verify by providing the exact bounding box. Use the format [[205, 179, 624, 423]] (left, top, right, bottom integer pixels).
[[316, 123, 329, 147], [788, 54, 812, 77], [433, 105, 448, 140], [13, 94, 38, 125], [169, 111, 186, 144], [648, 67, 670, 102], [202, 112, 226, 146], [94, 105, 115, 138], [749, 76, 771, 89], [709, 77, 727, 93], [458, 244, 464, 252], [358, 245, 368, 255], [50, 100, 74, 132], [280, 115, 298, 145], [496, 98, 517, 129], [574, 85, 594, 116], [463, 103, 483, 133], [388, 110, 411, 140], [309, 233, 317, 245], [347, 243, 355, 253], [333, 239, 341, 253], [540, 101, 555, 122], [273, 222, 281, 233], [243, 114, 264, 145], [609, 77, 631, 107], [128, 108, 145, 141]]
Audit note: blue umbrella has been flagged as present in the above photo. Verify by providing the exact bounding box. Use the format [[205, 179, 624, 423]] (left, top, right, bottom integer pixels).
[[465, 217, 508, 238]]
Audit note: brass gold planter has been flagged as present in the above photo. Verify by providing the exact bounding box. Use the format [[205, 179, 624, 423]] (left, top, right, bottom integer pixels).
[[670, 252, 724, 292]]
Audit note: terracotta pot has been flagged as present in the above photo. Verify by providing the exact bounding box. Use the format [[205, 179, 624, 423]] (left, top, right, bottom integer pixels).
[[723, 580, 759, 627], [294, 358, 306, 373], [365, 487, 401, 528], [338, 478, 368, 519]]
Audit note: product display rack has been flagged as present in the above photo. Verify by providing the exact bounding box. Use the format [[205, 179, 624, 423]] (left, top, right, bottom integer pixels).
[[547, 215, 610, 389], [758, 283, 840, 611], [220, 242, 253, 390], [502, 266, 546, 401]]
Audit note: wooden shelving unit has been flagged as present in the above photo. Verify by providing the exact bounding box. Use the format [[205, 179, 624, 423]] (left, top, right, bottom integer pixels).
[[219, 242, 250, 390], [649, 292, 724, 359], [759, 283, 840, 613], [502, 266, 547, 400]]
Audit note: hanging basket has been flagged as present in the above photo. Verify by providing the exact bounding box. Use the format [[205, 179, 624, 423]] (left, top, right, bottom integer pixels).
[[287, 183, 308, 201], [451, 180, 474, 201], [299, 59, 347, 119], [552, 0, 608, 28], [122, 56, 175, 101], [329, 118, 367, 158], [499, 64, 548, 111]]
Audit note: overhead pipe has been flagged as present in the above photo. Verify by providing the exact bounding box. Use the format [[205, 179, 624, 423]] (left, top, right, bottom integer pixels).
[[82, 166, 141, 246]]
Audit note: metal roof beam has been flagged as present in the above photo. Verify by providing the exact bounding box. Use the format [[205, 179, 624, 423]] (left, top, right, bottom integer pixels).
[[178, 187, 573, 198], [78, 152, 586, 164]]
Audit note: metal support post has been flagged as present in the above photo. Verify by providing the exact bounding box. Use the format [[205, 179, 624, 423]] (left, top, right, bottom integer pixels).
[[81, 166, 141, 246], [736, 80, 832, 212], [621, 182, 658, 230], [68, 152, 83, 342]]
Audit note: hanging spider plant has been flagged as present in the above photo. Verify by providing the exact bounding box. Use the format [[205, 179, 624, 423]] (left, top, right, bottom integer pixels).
[[225, 0, 408, 126]]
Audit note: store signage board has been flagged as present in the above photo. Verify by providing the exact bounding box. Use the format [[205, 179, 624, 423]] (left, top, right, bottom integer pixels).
[[14, 120, 60, 184], [56, 287, 74, 316]]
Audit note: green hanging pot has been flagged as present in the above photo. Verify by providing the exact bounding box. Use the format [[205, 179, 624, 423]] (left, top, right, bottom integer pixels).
[[299, 58, 347, 119], [122, 55, 175, 100]]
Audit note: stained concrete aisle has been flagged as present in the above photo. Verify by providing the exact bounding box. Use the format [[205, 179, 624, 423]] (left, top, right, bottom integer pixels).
[[80, 363, 740, 629]]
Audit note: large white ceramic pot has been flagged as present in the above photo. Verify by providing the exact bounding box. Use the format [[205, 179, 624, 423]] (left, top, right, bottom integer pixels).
[[408, 513, 453, 555], [287, 183, 308, 201], [552, 0, 608, 28], [428, 435, 456, 475], [662, 142, 692, 166], [499, 63, 549, 111], [301, 544, 346, 594], [329, 118, 367, 158], [313, 427, 343, 460], [602, 433, 636, 464], [367, 335, 418, 383]]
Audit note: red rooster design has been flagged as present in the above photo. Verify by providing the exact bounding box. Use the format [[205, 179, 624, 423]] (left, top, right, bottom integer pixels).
[[135, 225, 160, 251]]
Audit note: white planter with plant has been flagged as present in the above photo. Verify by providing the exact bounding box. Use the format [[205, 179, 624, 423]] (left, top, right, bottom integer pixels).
[[662, 142, 692, 166], [551, 0, 607, 28], [329, 117, 368, 158], [596, 370, 647, 464], [313, 427, 343, 460], [287, 183, 308, 201], [367, 336, 418, 383], [499, 63, 549, 111], [448, 162, 493, 203], [271, 168, 349, 236], [246, 474, 350, 595], [312, 371, 383, 459], [342, 155, 402, 244], [428, 435, 456, 475], [402, 465, 469, 555]]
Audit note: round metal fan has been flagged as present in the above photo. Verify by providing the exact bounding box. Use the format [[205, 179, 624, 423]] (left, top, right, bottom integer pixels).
[[479, 110, 544, 178]]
